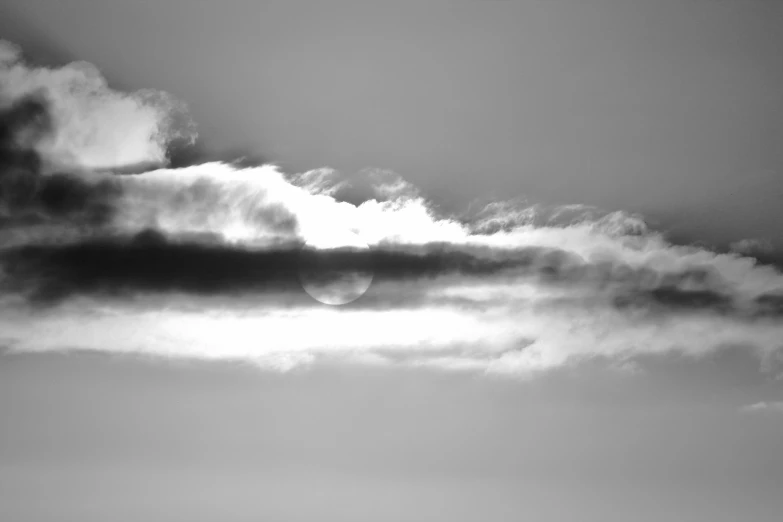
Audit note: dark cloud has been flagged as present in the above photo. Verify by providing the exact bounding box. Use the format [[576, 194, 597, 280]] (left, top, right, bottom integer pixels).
[[0, 93, 50, 213], [2, 231, 779, 321], [35, 172, 120, 225], [612, 287, 735, 315], [754, 293, 783, 318], [1, 232, 301, 303], [0, 93, 123, 228], [1, 235, 522, 303]]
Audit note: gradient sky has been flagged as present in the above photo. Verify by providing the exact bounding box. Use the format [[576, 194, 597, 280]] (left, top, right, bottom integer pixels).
[[1, 2, 783, 521]]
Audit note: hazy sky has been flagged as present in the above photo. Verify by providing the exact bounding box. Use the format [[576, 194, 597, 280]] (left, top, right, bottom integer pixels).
[[1, 0, 781, 246], [1, 350, 782, 522], [1, 2, 783, 521]]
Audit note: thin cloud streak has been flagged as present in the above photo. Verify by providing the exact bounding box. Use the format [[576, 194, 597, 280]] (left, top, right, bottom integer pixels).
[[741, 402, 783, 414]]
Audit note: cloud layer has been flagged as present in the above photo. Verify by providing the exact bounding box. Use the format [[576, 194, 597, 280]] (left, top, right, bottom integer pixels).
[[1, 40, 782, 375]]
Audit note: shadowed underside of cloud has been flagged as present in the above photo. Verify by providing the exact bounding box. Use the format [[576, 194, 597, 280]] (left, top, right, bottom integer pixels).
[[1, 38, 782, 375], [2, 232, 783, 321]]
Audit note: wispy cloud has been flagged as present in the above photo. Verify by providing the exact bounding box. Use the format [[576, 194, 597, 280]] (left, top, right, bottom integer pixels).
[[730, 238, 774, 256], [740, 402, 783, 414]]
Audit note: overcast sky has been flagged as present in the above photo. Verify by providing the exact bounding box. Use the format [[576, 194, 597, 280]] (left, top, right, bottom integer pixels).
[[1, 1, 783, 521]]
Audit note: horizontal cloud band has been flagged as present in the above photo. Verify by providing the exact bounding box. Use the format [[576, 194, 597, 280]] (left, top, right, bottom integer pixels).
[[2, 232, 781, 321]]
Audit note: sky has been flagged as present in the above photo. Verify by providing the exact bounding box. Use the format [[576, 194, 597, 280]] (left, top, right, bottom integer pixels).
[[0, 1, 782, 521]]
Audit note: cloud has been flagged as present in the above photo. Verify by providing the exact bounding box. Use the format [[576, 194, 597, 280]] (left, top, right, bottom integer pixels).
[[1, 39, 782, 376], [1, 157, 782, 375], [0, 39, 195, 171], [730, 238, 774, 256], [740, 402, 783, 414], [3, 230, 782, 321], [0, 92, 123, 240]]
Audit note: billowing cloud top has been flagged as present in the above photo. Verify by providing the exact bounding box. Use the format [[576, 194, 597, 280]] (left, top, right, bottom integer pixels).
[[1, 40, 781, 375], [0, 40, 196, 172]]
